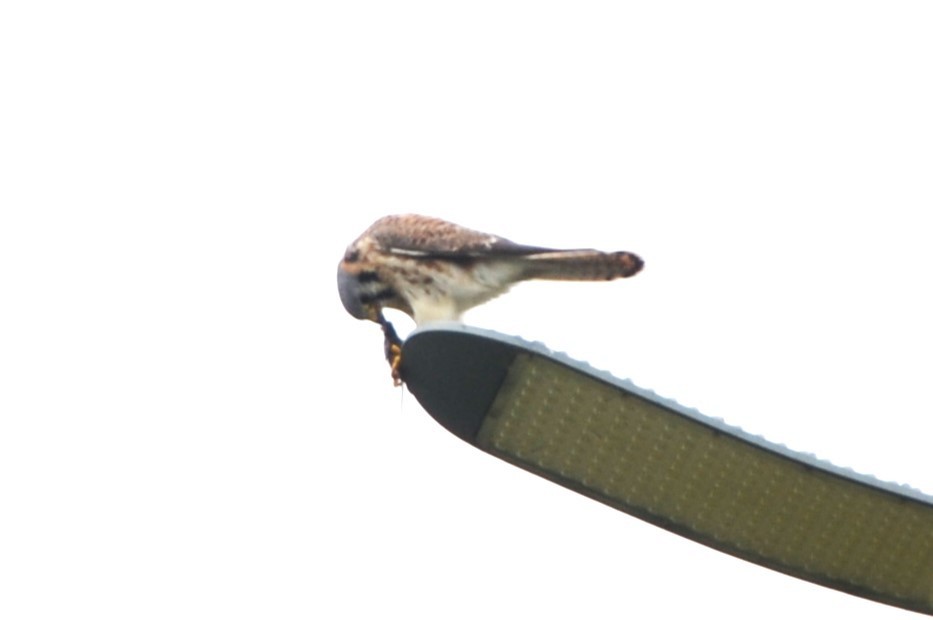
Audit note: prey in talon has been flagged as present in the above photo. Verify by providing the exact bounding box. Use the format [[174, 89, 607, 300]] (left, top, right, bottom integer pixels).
[[337, 214, 644, 385]]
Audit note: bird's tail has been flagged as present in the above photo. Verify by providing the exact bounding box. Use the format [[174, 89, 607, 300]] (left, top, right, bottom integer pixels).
[[519, 250, 644, 281]]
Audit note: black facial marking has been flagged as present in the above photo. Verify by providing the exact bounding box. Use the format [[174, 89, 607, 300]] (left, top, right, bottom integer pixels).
[[357, 270, 380, 283], [359, 288, 397, 305]]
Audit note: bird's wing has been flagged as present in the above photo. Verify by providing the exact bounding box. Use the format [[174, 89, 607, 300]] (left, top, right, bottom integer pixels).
[[366, 214, 553, 258]]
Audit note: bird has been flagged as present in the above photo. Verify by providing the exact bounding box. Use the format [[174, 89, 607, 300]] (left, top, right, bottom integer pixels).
[[337, 214, 644, 384]]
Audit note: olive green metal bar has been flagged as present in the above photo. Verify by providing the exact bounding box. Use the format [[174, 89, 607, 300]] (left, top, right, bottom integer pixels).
[[400, 325, 933, 616]]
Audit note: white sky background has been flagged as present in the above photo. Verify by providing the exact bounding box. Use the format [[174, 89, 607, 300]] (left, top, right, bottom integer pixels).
[[2, 2, 931, 618]]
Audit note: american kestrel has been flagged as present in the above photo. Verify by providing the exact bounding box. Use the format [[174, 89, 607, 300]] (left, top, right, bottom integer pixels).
[[338, 214, 644, 384]]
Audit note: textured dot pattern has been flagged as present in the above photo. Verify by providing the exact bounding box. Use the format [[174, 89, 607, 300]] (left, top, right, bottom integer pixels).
[[476, 354, 933, 612]]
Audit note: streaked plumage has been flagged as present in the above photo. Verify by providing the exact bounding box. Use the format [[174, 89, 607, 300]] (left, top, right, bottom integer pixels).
[[338, 214, 643, 325], [338, 214, 644, 384]]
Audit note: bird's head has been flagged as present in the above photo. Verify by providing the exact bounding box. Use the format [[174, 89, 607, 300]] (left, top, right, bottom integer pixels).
[[337, 245, 410, 323]]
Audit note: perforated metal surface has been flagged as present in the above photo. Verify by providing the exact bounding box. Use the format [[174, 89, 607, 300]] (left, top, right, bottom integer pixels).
[[477, 353, 933, 611]]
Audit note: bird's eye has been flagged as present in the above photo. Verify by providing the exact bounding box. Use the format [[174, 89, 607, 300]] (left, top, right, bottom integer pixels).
[[344, 248, 360, 262]]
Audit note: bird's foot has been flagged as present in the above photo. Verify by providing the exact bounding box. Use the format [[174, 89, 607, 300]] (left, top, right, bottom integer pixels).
[[377, 312, 404, 386]]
